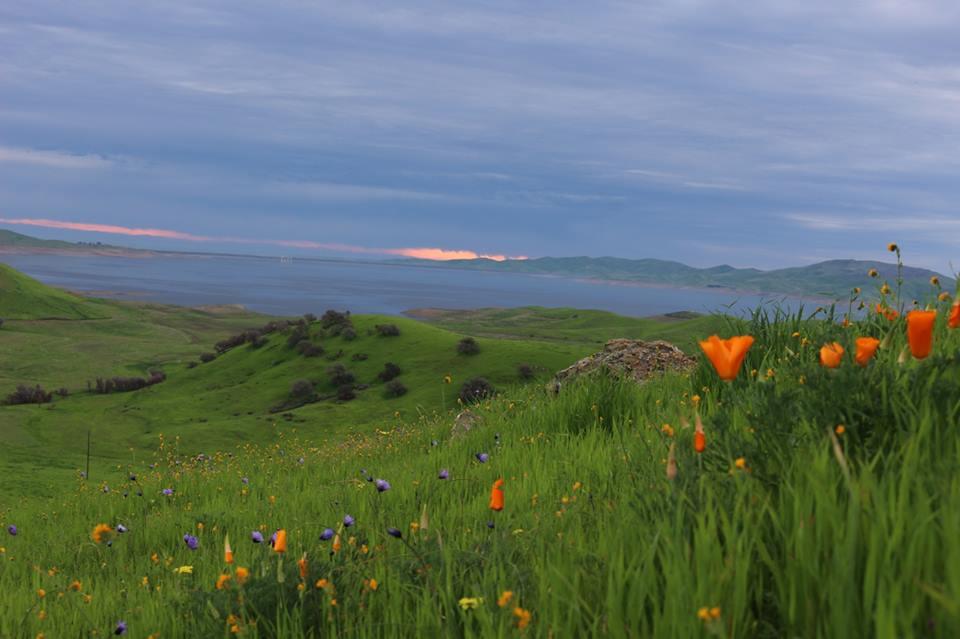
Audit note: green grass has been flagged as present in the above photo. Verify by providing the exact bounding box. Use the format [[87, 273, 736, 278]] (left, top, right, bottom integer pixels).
[[406, 306, 726, 352], [0, 263, 111, 319], [1, 296, 959, 637], [5, 261, 959, 637]]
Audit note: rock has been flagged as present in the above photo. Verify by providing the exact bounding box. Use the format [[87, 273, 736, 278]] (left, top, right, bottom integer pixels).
[[450, 409, 482, 439], [549, 339, 696, 392]]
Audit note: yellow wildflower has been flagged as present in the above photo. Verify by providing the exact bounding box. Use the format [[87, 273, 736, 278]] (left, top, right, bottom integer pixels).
[[458, 597, 483, 610], [734, 457, 747, 470], [174, 565, 193, 575]]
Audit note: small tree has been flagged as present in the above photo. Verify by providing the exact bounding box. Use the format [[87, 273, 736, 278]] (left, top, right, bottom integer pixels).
[[384, 380, 407, 398], [199, 352, 216, 363], [459, 377, 495, 404], [0, 319, 5, 329], [378, 362, 402, 382], [342, 327, 357, 341], [290, 379, 315, 400], [518, 363, 535, 380], [336, 384, 357, 401], [457, 337, 480, 356], [327, 364, 355, 387], [303, 313, 317, 324], [297, 341, 324, 358], [375, 324, 401, 337]]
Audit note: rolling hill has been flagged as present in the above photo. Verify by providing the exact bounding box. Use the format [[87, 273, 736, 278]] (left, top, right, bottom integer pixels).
[[0, 262, 111, 319], [398, 255, 955, 300]]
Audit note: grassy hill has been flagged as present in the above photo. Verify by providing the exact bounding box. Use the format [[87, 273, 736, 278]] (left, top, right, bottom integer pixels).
[[0, 262, 112, 319], [0, 284, 958, 637], [406, 306, 726, 352]]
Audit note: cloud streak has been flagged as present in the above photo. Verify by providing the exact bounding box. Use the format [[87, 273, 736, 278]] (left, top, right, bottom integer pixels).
[[0, 146, 111, 169], [0, 217, 527, 262]]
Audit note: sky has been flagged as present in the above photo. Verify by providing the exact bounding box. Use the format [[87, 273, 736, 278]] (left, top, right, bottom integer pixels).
[[1, 1, 959, 271]]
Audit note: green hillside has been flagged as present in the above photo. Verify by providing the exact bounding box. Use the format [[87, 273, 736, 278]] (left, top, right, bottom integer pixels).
[[406, 306, 726, 352], [0, 262, 111, 319], [0, 228, 79, 249]]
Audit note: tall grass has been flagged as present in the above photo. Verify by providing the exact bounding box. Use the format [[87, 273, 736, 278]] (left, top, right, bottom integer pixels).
[[2, 297, 959, 637]]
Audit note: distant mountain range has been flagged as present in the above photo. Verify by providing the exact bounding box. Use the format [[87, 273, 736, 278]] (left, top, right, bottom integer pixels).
[[1, 228, 952, 301], [398, 256, 955, 301]]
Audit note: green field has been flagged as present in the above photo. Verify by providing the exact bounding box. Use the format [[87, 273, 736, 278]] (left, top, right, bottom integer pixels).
[[0, 268, 713, 499], [2, 263, 959, 637]]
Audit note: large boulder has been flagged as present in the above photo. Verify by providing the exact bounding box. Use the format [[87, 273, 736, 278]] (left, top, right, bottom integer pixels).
[[550, 339, 696, 391], [450, 409, 483, 440]]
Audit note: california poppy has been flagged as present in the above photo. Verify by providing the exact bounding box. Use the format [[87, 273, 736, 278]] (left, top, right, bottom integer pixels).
[[298, 553, 309, 579], [489, 478, 504, 511], [906, 310, 937, 359], [693, 413, 706, 454], [666, 443, 677, 481], [854, 337, 880, 367], [273, 529, 287, 554], [698, 335, 755, 381], [224, 534, 234, 564], [819, 342, 844, 368], [949, 301, 960, 329]]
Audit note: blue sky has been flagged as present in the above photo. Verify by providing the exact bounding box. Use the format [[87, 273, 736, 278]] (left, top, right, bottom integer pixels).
[[1, 1, 958, 271]]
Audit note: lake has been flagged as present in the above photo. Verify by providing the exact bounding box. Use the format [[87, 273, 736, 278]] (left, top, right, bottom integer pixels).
[[1, 253, 815, 318]]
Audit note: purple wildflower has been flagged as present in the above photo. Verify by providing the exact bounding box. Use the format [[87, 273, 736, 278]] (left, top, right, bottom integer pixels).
[[251, 531, 264, 544], [320, 528, 335, 541], [438, 469, 449, 480], [7, 524, 17, 536], [117, 524, 128, 533], [343, 514, 355, 528], [431, 439, 439, 447], [102, 485, 110, 493], [386, 527, 402, 539], [375, 479, 391, 492], [475, 452, 489, 463], [128, 474, 137, 481], [269, 530, 278, 547], [114, 620, 127, 636], [241, 477, 249, 485], [298, 457, 305, 465], [487, 521, 495, 529], [161, 488, 174, 496], [183, 534, 199, 550]]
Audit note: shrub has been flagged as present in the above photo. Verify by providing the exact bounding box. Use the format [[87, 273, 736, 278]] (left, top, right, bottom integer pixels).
[[327, 364, 355, 387], [199, 352, 216, 363], [0, 318, 4, 329], [187, 361, 198, 369], [297, 341, 324, 358], [286, 325, 309, 348], [6, 384, 52, 405], [303, 313, 317, 324], [56, 387, 69, 398], [459, 377, 495, 404], [248, 335, 267, 349], [321, 310, 351, 329], [92, 371, 166, 394], [384, 380, 407, 398], [378, 362, 402, 382], [290, 379, 315, 399], [336, 384, 356, 401], [457, 337, 480, 355], [342, 327, 357, 341], [518, 363, 535, 380], [375, 324, 401, 337], [351, 353, 369, 361]]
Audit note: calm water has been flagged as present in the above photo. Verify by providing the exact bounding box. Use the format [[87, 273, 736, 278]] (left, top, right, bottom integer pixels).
[[1, 253, 813, 318]]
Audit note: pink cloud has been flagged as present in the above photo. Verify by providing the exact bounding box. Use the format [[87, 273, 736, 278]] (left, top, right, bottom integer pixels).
[[0, 217, 528, 262]]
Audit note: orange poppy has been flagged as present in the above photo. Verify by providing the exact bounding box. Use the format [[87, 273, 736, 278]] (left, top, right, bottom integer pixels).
[[273, 529, 287, 554], [224, 535, 234, 565], [819, 342, 844, 368], [693, 413, 705, 454], [698, 335, 755, 381], [298, 553, 309, 579], [854, 337, 880, 367], [950, 301, 960, 329], [906, 310, 937, 359], [489, 478, 504, 511]]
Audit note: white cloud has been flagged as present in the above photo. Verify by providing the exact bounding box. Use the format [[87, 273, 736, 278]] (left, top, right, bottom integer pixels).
[[0, 145, 111, 169]]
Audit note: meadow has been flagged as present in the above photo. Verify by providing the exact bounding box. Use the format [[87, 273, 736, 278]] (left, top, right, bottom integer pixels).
[[1, 252, 959, 638]]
